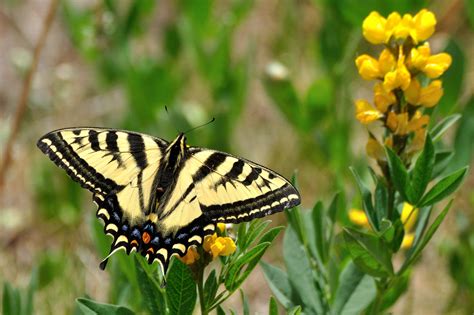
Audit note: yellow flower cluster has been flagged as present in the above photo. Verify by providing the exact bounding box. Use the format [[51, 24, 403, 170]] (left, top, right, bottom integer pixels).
[[348, 202, 418, 249], [179, 223, 237, 265], [355, 9, 451, 161]]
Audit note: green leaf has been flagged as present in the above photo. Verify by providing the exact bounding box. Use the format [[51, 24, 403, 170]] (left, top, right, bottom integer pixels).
[[259, 226, 284, 245], [312, 201, 327, 262], [76, 298, 135, 315], [286, 305, 302, 315], [284, 202, 307, 248], [216, 305, 226, 315], [418, 167, 468, 207], [260, 262, 296, 309], [430, 114, 461, 142], [400, 200, 452, 274], [225, 242, 271, 291], [349, 167, 378, 230], [391, 220, 406, 253], [24, 267, 38, 315], [432, 151, 454, 178], [410, 206, 432, 253], [269, 297, 279, 315], [385, 147, 414, 203], [283, 226, 323, 313], [410, 134, 435, 203], [166, 258, 197, 315], [242, 220, 271, 249], [240, 289, 250, 315], [380, 271, 410, 310], [467, 0, 474, 28], [332, 262, 376, 315], [436, 40, 465, 116], [2, 282, 20, 315], [134, 257, 167, 314], [453, 97, 474, 169], [374, 179, 388, 222], [343, 228, 394, 277], [203, 270, 218, 310]]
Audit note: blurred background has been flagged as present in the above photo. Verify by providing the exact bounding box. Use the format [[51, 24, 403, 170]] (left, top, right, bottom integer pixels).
[[0, 0, 472, 313]]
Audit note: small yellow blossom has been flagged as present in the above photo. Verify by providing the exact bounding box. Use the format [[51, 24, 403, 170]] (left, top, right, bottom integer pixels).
[[406, 111, 430, 133], [405, 79, 443, 107], [401, 233, 415, 249], [355, 54, 381, 80], [409, 43, 452, 78], [412, 9, 436, 43], [179, 247, 200, 265], [378, 49, 397, 76], [362, 11, 388, 44], [355, 100, 383, 124], [204, 233, 236, 258], [217, 223, 226, 233], [362, 10, 436, 45], [401, 203, 419, 232], [383, 48, 411, 91], [387, 112, 409, 135], [393, 13, 413, 40], [348, 209, 370, 228], [366, 136, 385, 161], [374, 83, 396, 112]]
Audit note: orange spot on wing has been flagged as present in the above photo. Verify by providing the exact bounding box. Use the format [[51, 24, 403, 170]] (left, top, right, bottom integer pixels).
[[142, 232, 151, 244], [147, 247, 155, 254], [131, 240, 139, 246]]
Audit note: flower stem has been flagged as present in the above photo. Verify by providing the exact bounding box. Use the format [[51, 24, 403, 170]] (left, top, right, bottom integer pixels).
[[196, 266, 208, 315]]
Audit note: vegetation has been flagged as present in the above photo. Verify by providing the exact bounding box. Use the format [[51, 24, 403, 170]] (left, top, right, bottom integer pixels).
[[1, 1, 472, 314]]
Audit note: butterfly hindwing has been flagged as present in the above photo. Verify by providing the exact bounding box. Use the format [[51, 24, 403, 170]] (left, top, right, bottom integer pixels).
[[186, 148, 301, 223]]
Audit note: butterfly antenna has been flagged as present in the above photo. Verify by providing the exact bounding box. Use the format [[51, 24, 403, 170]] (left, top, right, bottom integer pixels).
[[183, 117, 216, 134]]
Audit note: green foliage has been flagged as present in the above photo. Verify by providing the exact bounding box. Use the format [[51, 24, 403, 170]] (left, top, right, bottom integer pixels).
[[70, 219, 282, 314], [11, 0, 470, 313]]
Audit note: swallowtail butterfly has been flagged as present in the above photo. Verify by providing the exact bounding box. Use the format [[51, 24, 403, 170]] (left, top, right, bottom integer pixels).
[[37, 128, 300, 274]]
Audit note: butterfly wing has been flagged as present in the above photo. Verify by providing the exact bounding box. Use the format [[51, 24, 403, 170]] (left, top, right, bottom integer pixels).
[[37, 128, 170, 264], [187, 148, 300, 223]]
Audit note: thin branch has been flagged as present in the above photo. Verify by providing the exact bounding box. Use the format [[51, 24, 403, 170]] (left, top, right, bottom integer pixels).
[[0, 0, 59, 190]]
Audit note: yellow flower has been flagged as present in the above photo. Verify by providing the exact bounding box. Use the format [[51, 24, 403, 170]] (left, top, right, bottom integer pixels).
[[412, 9, 436, 43], [408, 111, 430, 133], [401, 202, 419, 231], [393, 13, 413, 40], [348, 209, 370, 228], [366, 136, 385, 161], [362, 11, 388, 44], [179, 247, 200, 265], [383, 48, 411, 91], [374, 83, 396, 112], [405, 78, 443, 107], [387, 112, 408, 135], [355, 100, 383, 124], [355, 54, 381, 80], [401, 233, 415, 249], [204, 233, 236, 258], [378, 49, 397, 76], [217, 223, 226, 233], [409, 43, 452, 78]]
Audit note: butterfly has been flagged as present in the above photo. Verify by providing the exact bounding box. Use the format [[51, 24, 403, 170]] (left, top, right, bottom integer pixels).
[[37, 128, 301, 274]]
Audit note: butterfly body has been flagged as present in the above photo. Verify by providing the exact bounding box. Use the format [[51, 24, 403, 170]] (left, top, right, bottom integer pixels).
[[37, 128, 300, 273]]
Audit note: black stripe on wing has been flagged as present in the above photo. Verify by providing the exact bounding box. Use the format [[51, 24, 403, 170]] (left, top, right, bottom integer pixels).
[[200, 183, 300, 223]]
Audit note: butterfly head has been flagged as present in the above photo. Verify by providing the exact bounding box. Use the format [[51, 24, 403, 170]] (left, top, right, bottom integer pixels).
[[166, 133, 188, 166]]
